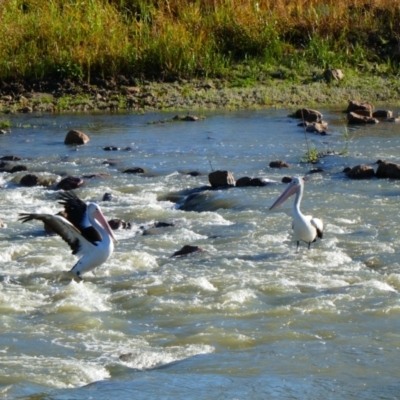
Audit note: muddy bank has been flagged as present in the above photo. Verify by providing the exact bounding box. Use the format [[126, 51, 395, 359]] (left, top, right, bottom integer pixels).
[[0, 74, 399, 113]]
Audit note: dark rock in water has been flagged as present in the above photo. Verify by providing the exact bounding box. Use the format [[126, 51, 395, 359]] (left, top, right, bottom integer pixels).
[[305, 122, 328, 135], [346, 100, 374, 114], [82, 173, 109, 179], [352, 109, 372, 117], [173, 114, 199, 122], [103, 146, 119, 151], [154, 222, 175, 228], [123, 167, 145, 174], [290, 108, 322, 123], [208, 170, 235, 188], [269, 160, 289, 168], [308, 168, 324, 174], [281, 177, 293, 183], [179, 192, 208, 211], [20, 174, 40, 186], [342, 167, 351, 173], [56, 176, 84, 190], [64, 129, 90, 145], [182, 115, 199, 121], [103, 160, 118, 166], [376, 160, 400, 179], [186, 171, 201, 176], [119, 353, 133, 362], [236, 176, 268, 187], [347, 112, 379, 125], [102, 192, 113, 201], [108, 218, 131, 230], [345, 165, 375, 179], [235, 176, 252, 187], [159, 185, 211, 204], [0, 161, 7, 168], [178, 190, 237, 212], [9, 165, 28, 173], [373, 110, 393, 119], [171, 245, 204, 257], [1, 155, 21, 161], [250, 178, 268, 186], [142, 221, 175, 235]]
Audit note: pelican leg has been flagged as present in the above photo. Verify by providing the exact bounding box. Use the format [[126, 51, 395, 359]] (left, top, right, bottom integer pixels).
[[308, 242, 311, 250], [76, 271, 83, 281], [296, 241, 300, 252]]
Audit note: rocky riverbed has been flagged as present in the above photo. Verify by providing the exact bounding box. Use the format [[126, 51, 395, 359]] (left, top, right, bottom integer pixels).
[[0, 73, 400, 114]]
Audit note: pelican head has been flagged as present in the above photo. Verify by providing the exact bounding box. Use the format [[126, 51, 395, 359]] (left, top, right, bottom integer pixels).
[[87, 203, 118, 243], [269, 177, 303, 210]]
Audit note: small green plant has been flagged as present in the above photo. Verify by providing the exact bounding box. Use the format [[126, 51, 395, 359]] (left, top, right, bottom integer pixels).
[[0, 119, 11, 129], [300, 109, 321, 164], [338, 124, 352, 156], [301, 146, 320, 163]]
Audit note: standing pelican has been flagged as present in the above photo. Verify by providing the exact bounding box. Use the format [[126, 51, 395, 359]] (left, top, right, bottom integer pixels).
[[269, 177, 323, 250], [19, 191, 117, 279]]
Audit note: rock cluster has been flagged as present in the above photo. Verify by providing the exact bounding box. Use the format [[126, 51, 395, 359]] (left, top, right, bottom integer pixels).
[[345, 100, 395, 124]]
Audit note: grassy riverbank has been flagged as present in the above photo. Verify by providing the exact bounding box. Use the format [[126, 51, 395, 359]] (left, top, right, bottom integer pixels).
[[0, 0, 399, 112]]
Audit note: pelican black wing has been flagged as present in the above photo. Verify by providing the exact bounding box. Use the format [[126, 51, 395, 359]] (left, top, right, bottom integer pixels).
[[58, 191, 102, 244]]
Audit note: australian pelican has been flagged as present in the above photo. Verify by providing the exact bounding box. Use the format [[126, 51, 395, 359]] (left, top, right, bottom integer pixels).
[[269, 177, 323, 250], [19, 191, 117, 279]]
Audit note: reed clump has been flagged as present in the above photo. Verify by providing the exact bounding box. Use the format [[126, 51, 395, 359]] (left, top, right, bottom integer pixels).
[[0, 0, 399, 83]]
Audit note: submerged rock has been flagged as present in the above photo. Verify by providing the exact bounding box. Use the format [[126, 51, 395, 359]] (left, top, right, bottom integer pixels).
[[142, 222, 175, 235], [347, 112, 379, 125], [345, 165, 375, 179], [236, 176, 268, 187], [171, 245, 204, 257], [269, 160, 289, 168], [108, 218, 131, 230], [103, 146, 119, 151], [9, 165, 28, 173], [56, 176, 84, 190], [1, 155, 21, 161], [290, 108, 322, 123], [123, 167, 145, 174], [178, 190, 236, 212], [102, 192, 113, 201], [376, 160, 400, 179], [172, 114, 199, 121], [20, 174, 40, 186], [305, 122, 328, 135], [373, 110, 393, 119], [281, 176, 293, 183]]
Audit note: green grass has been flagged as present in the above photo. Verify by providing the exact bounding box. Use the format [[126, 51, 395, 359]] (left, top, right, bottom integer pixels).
[[0, 0, 400, 85], [0, 119, 11, 129]]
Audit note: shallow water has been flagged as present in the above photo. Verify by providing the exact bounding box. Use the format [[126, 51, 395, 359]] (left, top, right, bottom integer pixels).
[[1, 108, 400, 399]]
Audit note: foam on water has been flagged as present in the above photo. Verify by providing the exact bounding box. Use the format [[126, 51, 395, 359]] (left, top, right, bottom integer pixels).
[[3, 110, 400, 398], [45, 281, 111, 313], [119, 344, 215, 370], [1, 355, 110, 388]]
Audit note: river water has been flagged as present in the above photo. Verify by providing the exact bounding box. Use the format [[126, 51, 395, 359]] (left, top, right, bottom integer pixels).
[[1, 108, 400, 399]]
